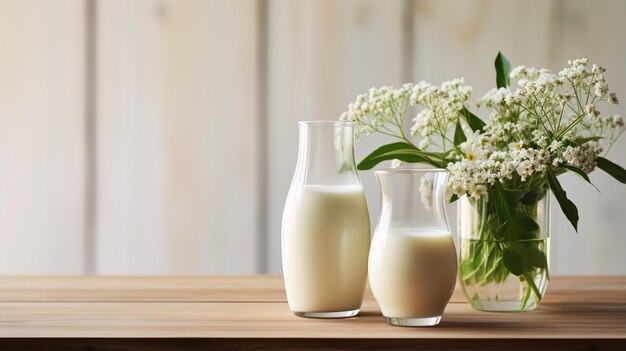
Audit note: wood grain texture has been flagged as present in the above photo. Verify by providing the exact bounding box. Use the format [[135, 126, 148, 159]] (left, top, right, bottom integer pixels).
[[0, 275, 466, 303], [0, 276, 287, 302], [0, 339, 623, 351], [1, 299, 625, 339], [0, 276, 624, 350]]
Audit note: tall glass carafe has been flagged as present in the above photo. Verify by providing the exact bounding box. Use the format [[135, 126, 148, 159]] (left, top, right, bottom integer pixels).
[[368, 169, 457, 326], [282, 121, 370, 318]]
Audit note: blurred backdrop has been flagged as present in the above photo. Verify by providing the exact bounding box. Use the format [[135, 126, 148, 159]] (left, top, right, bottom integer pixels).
[[1, 0, 625, 275]]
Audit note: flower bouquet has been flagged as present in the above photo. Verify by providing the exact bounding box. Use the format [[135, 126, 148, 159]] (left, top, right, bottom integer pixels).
[[341, 52, 626, 311]]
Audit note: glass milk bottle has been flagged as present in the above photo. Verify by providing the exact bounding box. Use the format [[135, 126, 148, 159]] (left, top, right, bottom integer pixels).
[[282, 121, 370, 318], [368, 169, 457, 326]]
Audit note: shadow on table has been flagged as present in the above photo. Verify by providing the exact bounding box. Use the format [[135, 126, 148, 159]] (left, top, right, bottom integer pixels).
[[541, 301, 626, 313], [438, 300, 626, 331]]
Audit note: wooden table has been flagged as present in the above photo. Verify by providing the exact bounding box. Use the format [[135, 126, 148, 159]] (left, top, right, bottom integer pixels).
[[0, 276, 624, 350]]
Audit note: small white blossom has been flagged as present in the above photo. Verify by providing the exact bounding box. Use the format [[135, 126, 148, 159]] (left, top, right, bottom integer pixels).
[[560, 144, 601, 173], [342, 57, 623, 200], [409, 79, 473, 151], [391, 159, 404, 169], [586, 104, 600, 118], [340, 83, 415, 139], [610, 114, 624, 128], [595, 82, 609, 97], [419, 174, 434, 209]]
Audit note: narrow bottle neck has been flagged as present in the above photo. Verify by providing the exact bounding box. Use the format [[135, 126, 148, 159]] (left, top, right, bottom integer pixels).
[[295, 122, 360, 186], [376, 170, 449, 232]]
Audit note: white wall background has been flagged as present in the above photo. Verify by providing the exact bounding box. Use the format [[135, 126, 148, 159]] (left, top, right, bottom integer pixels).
[[0, 0, 85, 274], [0, 0, 625, 275]]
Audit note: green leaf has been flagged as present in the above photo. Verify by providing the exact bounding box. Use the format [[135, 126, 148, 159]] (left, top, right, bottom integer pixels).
[[454, 118, 467, 146], [501, 187, 526, 205], [495, 51, 511, 88], [525, 244, 548, 270], [485, 213, 501, 237], [502, 244, 525, 276], [459, 107, 486, 133], [572, 136, 603, 145], [597, 156, 626, 184], [558, 165, 599, 192], [494, 260, 511, 283], [519, 189, 546, 205], [483, 252, 503, 282], [517, 215, 540, 240], [547, 168, 579, 232], [461, 256, 482, 282], [503, 241, 546, 276], [357, 142, 443, 170], [449, 194, 459, 203], [523, 272, 544, 303], [494, 182, 521, 240], [494, 183, 513, 225]]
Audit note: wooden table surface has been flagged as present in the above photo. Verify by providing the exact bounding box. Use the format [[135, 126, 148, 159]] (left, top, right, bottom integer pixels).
[[0, 276, 625, 350]]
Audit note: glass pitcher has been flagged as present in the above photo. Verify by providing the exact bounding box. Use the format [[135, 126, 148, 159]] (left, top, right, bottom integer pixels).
[[368, 169, 457, 326], [282, 121, 370, 318]]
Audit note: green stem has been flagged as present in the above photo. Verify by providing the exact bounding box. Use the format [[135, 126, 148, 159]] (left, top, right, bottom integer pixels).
[[523, 272, 542, 304], [520, 280, 532, 310]]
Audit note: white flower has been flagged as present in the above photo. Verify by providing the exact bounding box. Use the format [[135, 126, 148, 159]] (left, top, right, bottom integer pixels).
[[342, 56, 623, 201], [419, 174, 434, 209], [532, 130, 549, 148], [447, 146, 553, 196], [591, 64, 606, 74], [471, 184, 487, 198], [409, 79, 473, 151], [510, 65, 527, 80], [460, 141, 483, 161], [509, 140, 525, 151], [391, 159, 404, 169], [341, 83, 415, 139], [595, 82, 609, 97], [560, 144, 601, 173], [610, 114, 624, 128], [478, 87, 510, 108], [460, 131, 491, 161], [451, 181, 466, 196], [585, 104, 600, 118]]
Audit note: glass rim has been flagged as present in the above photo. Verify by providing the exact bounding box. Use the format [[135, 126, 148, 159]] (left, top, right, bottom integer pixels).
[[298, 121, 355, 127], [375, 168, 448, 174]]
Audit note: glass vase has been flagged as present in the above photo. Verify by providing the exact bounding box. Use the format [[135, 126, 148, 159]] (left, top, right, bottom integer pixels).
[[458, 188, 550, 312], [282, 121, 370, 318], [368, 169, 457, 327]]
